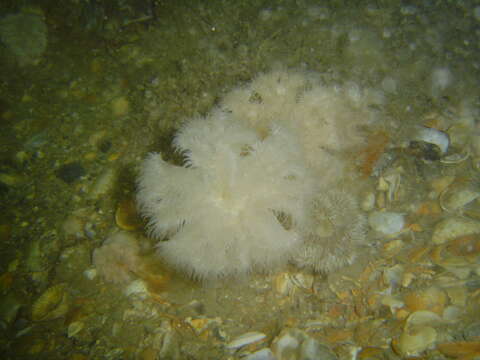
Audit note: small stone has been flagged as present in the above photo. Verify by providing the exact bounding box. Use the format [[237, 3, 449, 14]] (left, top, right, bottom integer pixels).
[[300, 338, 337, 360], [124, 279, 149, 299], [62, 214, 85, 237], [244, 348, 276, 360], [446, 286, 467, 307], [15, 151, 29, 165], [368, 211, 404, 235], [443, 306, 462, 322], [111, 96, 130, 116], [474, 6, 480, 21], [271, 328, 307, 359], [67, 321, 84, 338], [397, 326, 437, 357], [0, 224, 12, 243], [83, 152, 97, 161], [0, 172, 25, 186], [0, 293, 23, 326], [88, 167, 116, 200], [83, 268, 97, 280], [361, 192, 376, 212], [463, 322, 480, 340]]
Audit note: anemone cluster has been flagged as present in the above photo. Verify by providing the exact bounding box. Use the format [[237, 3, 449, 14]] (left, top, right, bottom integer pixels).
[[137, 69, 377, 281]]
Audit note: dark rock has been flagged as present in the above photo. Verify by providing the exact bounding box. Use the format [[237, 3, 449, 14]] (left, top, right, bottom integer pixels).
[[99, 140, 112, 153], [56, 162, 86, 184], [408, 140, 442, 161]]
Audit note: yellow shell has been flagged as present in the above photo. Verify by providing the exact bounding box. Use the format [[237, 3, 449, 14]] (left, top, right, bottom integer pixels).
[[404, 286, 447, 315], [32, 284, 69, 321], [115, 198, 142, 231]]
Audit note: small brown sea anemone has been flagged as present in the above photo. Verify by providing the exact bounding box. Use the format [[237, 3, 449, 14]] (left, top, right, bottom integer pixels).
[[292, 187, 367, 273], [92, 232, 142, 284]]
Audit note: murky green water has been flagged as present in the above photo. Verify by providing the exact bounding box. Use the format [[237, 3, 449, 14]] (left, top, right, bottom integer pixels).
[[1, 0, 479, 359]]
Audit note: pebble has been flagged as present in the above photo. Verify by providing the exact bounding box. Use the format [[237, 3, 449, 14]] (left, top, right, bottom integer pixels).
[[446, 286, 467, 307], [271, 329, 303, 358], [383, 264, 404, 288], [361, 192, 376, 212], [397, 326, 437, 357], [24, 132, 49, 150], [443, 305, 462, 322], [244, 348, 276, 360], [111, 96, 130, 116], [463, 322, 480, 340], [271, 328, 337, 360], [0, 293, 23, 326], [87, 167, 116, 200], [62, 214, 85, 238], [474, 6, 480, 21], [0, 224, 12, 243], [368, 211, 405, 235], [300, 338, 337, 360], [1, 170, 26, 187], [83, 268, 97, 280], [124, 279, 150, 299]]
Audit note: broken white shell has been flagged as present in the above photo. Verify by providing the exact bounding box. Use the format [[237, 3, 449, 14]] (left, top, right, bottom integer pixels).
[[124, 279, 149, 299], [226, 331, 267, 350], [67, 321, 84, 338], [398, 326, 437, 357], [413, 126, 449, 154]]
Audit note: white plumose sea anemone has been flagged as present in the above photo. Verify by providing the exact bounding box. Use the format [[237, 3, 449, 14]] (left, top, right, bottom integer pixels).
[[221, 69, 379, 183], [137, 110, 314, 281], [137, 69, 377, 281]]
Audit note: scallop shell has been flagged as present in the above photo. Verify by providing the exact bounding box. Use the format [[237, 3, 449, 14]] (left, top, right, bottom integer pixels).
[[274, 272, 314, 296], [383, 264, 404, 288], [404, 287, 447, 315], [439, 183, 480, 212], [67, 321, 84, 338], [32, 284, 69, 321], [440, 150, 470, 164], [397, 326, 437, 357], [432, 217, 480, 244], [430, 235, 480, 278]]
